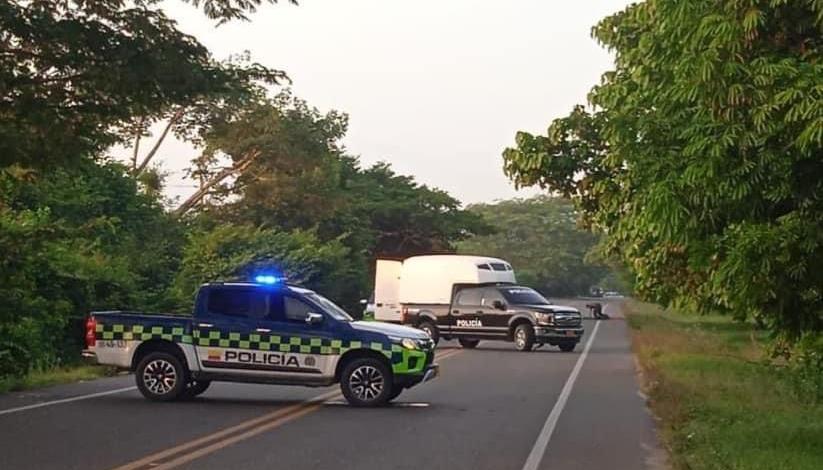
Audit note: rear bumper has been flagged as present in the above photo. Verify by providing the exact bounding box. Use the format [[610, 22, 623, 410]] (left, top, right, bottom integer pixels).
[[534, 327, 584, 343], [395, 363, 439, 388], [81, 349, 98, 363]]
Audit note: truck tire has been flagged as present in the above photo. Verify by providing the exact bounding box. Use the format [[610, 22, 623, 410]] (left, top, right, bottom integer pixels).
[[418, 320, 440, 346], [558, 343, 576, 352], [340, 357, 394, 407], [181, 380, 211, 399], [458, 338, 480, 349], [136, 352, 188, 401], [513, 324, 535, 352]]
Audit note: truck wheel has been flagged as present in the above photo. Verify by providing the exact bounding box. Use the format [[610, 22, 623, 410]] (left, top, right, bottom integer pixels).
[[418, 321, 440, 346], [181, 380, 211, 399], [513, 324, 535, 352], [136, 352, 187, 401], [340, 357, 393, 407], [559, 343, 576, 352], [458, 338, 480, 349]]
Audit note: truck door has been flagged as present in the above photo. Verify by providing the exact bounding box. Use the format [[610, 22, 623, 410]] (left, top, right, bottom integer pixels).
[[479, 287, 511, 338], [450, 287, 485, 336], [252, 291, 339, 379], [193, 286, 273, 376]]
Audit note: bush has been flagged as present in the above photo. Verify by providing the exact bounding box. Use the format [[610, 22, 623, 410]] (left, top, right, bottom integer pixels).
[[787, 334, 823, 404]]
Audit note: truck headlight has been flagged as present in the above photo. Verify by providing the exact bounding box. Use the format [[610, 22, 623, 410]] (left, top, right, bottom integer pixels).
[[400, 338, 418, 350], [536, 313, 554, 325]]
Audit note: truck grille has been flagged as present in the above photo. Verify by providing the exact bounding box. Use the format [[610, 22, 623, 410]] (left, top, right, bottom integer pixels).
[[555, 314, 581, 327]]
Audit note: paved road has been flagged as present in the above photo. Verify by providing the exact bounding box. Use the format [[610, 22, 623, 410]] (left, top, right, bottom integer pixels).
[[0, 300, 664, 470]]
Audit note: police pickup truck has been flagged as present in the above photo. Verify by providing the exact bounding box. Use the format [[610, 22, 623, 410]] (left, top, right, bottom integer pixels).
[[83, 279, 437, 407], [402, 284, 583, 352]]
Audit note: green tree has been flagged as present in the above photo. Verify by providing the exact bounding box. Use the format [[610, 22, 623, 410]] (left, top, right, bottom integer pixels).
[[503, 0, 822, 335], [458, 196, 611, 297], [0, 160, 184, 377], [171, 223, 349, 308], [184, 93, 492, 308], [0, 0, 287, 168]]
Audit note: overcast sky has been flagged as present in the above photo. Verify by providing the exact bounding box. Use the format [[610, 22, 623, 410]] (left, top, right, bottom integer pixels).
[[123, 0, 633, 205]]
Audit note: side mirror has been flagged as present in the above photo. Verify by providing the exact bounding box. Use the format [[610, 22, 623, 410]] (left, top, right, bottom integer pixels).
[[493, 300, 507, 311], [305, 312, 323, 325]]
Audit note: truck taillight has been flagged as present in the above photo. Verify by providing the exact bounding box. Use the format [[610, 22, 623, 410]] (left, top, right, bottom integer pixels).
[[85, 316, 97, 348], [401, 306, 408, 323]]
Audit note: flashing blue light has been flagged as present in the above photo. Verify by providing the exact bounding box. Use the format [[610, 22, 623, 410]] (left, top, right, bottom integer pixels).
[[254, 275, 281, 285]]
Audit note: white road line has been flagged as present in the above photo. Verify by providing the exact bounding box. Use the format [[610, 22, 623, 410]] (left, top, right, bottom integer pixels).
[[521, 320, 602, 470], [0, 386, 136, 416]]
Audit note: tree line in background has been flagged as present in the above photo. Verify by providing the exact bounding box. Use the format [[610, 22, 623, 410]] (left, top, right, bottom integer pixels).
[[503, 0, 821, 400], [458, 196, 627, 298]]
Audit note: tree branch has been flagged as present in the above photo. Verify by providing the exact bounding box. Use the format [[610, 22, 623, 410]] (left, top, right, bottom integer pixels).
[[174, 149, 261, 216], [131, 117, 144, 170], [134, 109, 183, 175]]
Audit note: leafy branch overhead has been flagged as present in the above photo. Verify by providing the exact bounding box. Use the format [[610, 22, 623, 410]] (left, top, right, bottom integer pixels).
[[0, 0, 288, 168], [503, 0, 823, 336]]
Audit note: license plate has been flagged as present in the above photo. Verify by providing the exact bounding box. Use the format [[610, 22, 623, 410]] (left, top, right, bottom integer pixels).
[[565, 330, 577, 337]]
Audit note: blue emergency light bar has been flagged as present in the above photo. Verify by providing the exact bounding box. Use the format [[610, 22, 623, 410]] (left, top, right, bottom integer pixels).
[[254, 274, 282, 285]]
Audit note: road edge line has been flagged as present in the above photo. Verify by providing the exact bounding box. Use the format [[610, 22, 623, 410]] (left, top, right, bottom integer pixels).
[[521, 320, 602, 470], [0, 386, 137, 417]]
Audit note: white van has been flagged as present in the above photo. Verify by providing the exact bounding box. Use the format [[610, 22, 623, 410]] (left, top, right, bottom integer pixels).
[[374, 255, 516, 323]]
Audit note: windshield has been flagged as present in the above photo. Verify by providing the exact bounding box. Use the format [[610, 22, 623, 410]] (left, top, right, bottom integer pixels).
[[500, 287, 551, 305], [308, 293, 354, 321]]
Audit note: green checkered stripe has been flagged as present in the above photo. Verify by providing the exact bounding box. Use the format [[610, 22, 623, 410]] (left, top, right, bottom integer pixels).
[[193, 329, 403, 364], [95, 323, 193, 344]]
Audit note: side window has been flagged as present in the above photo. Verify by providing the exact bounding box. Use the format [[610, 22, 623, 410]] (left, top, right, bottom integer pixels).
[[206, 288, 269, 320], [284, 296, 314, 323], [481, 288, 505, 307], [455, 288, 483, 306]]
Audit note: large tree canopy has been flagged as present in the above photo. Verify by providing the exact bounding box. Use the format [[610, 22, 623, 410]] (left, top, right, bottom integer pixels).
[[0, 0, 287, 168], [503, 0, 822, 336], [183, 93, 493, 308]]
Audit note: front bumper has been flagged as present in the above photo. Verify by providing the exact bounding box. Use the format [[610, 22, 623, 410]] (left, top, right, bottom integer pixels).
[[395, 363, 439, 388], [534, 326, 584, 343]]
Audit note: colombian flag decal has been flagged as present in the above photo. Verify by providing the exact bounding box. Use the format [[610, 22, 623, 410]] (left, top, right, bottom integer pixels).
[[208, 349, 221, 361]]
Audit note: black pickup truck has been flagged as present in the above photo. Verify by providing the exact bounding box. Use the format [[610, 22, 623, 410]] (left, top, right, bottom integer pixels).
[[400, 284, 583, 352]]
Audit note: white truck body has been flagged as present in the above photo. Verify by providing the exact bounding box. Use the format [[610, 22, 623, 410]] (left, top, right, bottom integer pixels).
[[374, 255, 516, 322]]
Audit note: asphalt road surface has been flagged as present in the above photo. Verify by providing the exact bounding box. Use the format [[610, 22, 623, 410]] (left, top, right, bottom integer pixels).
[[0, 299, 665, 470]]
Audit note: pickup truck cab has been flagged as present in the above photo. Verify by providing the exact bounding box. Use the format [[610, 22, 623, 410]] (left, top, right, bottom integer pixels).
[[402, 284, 583, 352], [84, 281, 438, 407]]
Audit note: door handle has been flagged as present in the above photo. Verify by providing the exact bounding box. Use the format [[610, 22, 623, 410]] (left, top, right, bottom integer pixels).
[[476, 310, 483, 314], [255, 328, 272, 333], [197, 323, 214, 328], [452, 310, 460, 314]]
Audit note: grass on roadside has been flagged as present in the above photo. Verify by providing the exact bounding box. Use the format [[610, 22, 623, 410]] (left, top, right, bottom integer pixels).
[[626, 301, 823, 470], [0, 365, 118, 394]]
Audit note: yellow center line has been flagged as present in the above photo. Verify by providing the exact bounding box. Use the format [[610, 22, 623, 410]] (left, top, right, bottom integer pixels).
[[112, 389, 341, 470], [113, 348, 465, 470]]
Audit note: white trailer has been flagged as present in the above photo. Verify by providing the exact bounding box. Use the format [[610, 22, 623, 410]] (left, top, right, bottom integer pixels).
[[373, 255, 516, 323]]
